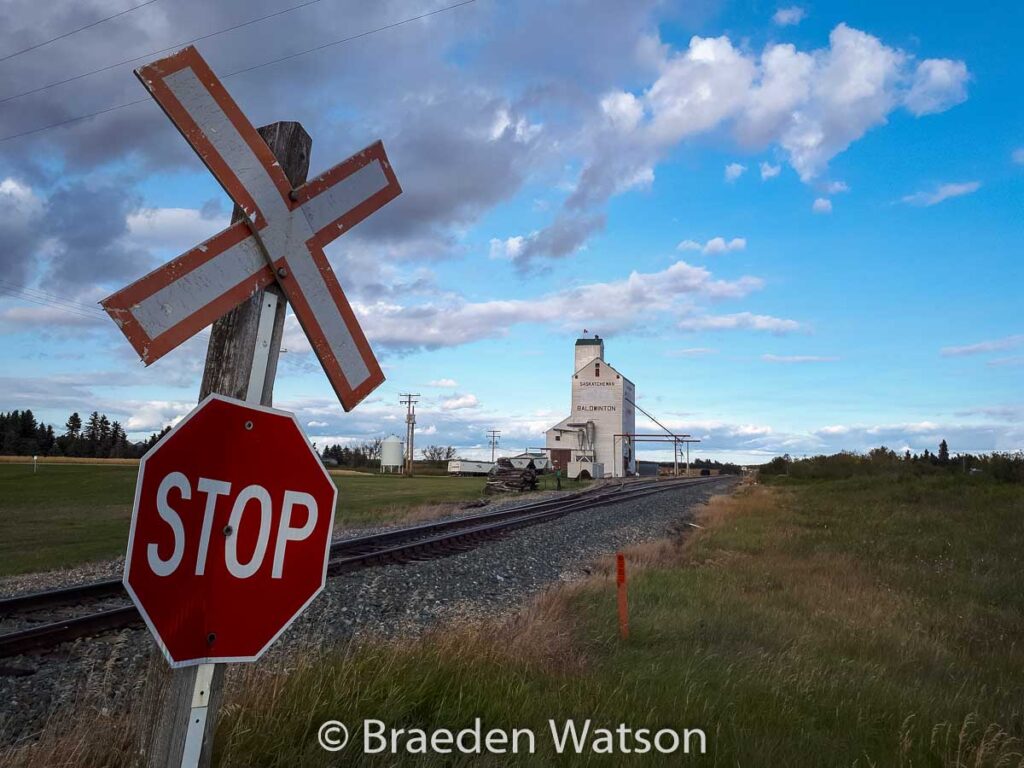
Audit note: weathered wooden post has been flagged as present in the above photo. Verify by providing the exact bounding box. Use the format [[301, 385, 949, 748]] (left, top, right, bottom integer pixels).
[[146, 122, 311, 768], [101, 45, 401, 768]]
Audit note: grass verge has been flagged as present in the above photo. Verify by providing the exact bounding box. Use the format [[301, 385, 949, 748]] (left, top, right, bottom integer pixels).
[[6, 475, 1021, 766]]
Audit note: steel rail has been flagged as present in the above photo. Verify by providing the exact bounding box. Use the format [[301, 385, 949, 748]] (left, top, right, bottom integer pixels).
[[0, 478, 626, 616], [0, 476, 721, 658]]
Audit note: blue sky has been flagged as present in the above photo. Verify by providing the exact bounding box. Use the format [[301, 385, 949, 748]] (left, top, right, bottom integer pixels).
[[0, 0, 1020, 464]]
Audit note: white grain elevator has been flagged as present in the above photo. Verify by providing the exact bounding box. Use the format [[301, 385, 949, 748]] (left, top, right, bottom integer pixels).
[[544, 336, 636, 478]]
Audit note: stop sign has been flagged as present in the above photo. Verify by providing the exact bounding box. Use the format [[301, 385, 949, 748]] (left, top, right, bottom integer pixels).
[[124, 395, 337, 667]]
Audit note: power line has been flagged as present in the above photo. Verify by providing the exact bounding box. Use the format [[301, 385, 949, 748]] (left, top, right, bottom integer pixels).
[[0, 0, 477, 144], [220, 0, 475, 80], [0, 280, 106, 315], [0, 281, 214, 340], [0, 97, 151, 143], [0, 0, 161, 64], [0, 285, 105, 322], [0, 0, 325, 106]]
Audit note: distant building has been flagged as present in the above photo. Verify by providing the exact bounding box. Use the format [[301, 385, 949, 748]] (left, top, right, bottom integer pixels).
[[544, 336, 636, 478]]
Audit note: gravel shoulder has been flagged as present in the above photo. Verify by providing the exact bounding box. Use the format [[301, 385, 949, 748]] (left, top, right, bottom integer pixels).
[[0, 477, 735, 746]]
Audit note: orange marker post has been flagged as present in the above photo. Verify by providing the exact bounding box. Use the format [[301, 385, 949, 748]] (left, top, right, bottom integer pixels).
[[616, 552, 629, 639]]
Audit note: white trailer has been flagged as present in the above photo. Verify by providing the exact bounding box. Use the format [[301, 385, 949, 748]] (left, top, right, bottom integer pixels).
[[447, 460, 494, 476]]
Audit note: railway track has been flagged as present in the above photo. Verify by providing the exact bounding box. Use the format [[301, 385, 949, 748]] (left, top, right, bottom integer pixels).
[[0, 476, 720, 659]]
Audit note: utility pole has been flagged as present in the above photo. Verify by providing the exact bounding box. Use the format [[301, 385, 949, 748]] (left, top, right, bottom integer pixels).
[[487, 429, 501, 463], [400, 394, 419, 476]]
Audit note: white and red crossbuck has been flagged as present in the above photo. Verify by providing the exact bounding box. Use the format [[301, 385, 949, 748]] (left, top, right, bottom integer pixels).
[[102, 46, 400, 410]]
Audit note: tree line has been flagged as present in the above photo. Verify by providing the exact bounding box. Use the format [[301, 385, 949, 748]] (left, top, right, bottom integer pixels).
[[656, 457, 742, 475], [0, 409, 168, 459], [318, 441, 458, 468], [319, 439, 382, 469], [759, 440, 1024, 483]]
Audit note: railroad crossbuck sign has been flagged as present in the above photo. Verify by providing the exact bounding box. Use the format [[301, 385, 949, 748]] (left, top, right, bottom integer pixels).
[[101, 45, 401, 410], [125, 395, 337, 666]]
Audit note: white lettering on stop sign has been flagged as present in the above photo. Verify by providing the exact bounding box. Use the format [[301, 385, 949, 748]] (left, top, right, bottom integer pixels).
[[148, 472, 319, 579]]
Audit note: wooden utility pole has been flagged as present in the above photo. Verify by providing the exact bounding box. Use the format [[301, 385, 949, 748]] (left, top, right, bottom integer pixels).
[[148, 121, 311, 768], [400, 393, 419, 476], [487, 429, 500, 463]]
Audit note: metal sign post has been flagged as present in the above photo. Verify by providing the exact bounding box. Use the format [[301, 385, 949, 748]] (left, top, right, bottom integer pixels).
[[100, 46, 402, 768]]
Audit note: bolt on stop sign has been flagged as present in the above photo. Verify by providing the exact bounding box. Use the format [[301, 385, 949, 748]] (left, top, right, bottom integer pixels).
[[124, 395, 336, 667]]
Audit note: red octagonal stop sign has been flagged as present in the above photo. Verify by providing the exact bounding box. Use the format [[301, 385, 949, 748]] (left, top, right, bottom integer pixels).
[[124, 394, 337, 667]]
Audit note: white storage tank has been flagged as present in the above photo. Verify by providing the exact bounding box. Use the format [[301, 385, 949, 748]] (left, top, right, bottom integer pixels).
[[380, 435, 404, 473]]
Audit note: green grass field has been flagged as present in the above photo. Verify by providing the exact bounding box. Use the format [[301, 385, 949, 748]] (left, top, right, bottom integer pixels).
[[5, 473, 1024, 766], [0, 464, 488, 577], [204, 474, 1021, 766]]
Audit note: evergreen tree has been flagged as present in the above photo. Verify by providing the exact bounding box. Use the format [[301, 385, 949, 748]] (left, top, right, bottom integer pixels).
[[65, 412, 82, 437], [84, 411, 102, 456], [938, 439, 950, 464]]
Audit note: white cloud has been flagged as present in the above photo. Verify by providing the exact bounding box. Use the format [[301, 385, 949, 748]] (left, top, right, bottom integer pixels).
[[600, 91, 645, 132], [347, 260, 769, 350], [307, 420, 329, 428], [818, 425, 850, 435], [0, 178, 43, 216], [1013, 148, 1024, 165], [125, 400, 193, 431], [125, 206, 229, 253], [772, 6, 806, 26], [941, 334, 1024, 357], [677, 312, 801, 334], [488, 235, 525, 261], [905, 59, 969, 116], [762, 354, 840, 363], [441, 393, 480, 410], [812, 198, 832, 213], [825, 181, 849, 194], [0, 178, 46, 287], [522, 23, 969, 263], [676, 236, 746, 254], [901, 181, 981, 206], [568, 24, 968, 212], [427, 378, 459, 388], [645, 37, 757, 147], [706, 236, 747, 254], [760, 162, 781, 180], [724, 162, 747, 182], [489, 108, 543, 143]]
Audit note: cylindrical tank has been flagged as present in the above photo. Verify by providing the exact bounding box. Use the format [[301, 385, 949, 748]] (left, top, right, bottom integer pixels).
[[380, 435, 404, 473]]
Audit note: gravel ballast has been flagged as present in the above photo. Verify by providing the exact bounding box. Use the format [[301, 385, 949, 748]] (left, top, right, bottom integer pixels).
[[0, 478, 735, 745]]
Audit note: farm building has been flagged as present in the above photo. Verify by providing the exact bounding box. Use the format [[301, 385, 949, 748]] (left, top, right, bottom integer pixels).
[[544, 336, 636, 479]]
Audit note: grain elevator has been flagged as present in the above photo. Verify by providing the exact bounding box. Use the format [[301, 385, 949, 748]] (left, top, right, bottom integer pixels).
[[545, 336, 636, 478]]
